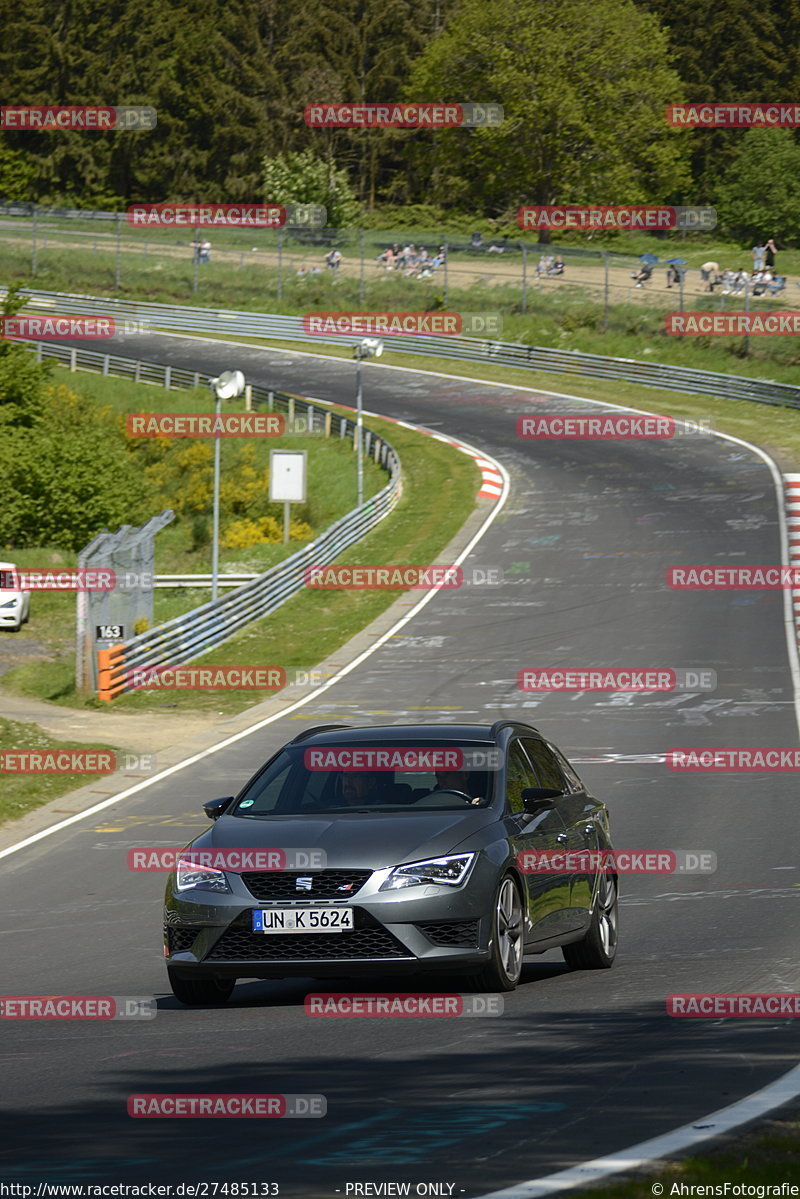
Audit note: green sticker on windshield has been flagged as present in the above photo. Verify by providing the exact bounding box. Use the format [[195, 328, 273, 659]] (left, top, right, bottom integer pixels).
[[240, 799, 254, 807]]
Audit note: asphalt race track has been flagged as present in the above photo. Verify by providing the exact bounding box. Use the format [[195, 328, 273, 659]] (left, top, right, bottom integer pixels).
[[2, 331, 799, 1191]]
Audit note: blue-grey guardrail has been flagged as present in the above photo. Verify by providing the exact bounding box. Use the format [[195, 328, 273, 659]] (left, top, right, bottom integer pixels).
[[20, 341, 403, 699], [10, 287, 800, 410]]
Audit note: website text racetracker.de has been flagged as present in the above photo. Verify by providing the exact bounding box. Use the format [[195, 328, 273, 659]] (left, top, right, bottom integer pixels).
[[301, 312, 503, 337], [516, 205, 716, 231], [667, 748, 800, 770], [303, 747, 503, 771], [666, 101, 800, 126], [668, 566, 800, 588], [1, 316, 150, 339], [0, 105, 156, 129], [516, 415, 712, 439], [667, 312, 800, 336]]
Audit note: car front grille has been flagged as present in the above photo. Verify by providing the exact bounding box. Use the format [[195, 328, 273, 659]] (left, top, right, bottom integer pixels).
[[416, 920, 480, 948], [166, 926, 199, 954], [241, 869, 373, 902], [206, 908, 409, 961], [207, 926, 409, 961]]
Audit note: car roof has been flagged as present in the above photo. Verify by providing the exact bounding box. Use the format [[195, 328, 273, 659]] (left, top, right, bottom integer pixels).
[[288, 722, 542, 746]]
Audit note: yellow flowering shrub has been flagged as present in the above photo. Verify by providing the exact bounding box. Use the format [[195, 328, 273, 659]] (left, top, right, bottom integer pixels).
[[220, 516, 312, 550]]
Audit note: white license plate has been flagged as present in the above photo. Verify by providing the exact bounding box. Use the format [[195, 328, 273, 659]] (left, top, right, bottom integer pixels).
[[251, 907, 354, 934]]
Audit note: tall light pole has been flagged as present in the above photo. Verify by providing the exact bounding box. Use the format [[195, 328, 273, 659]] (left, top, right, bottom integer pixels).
[[353, 338, 383, 507], [209, 370, 246, 601]]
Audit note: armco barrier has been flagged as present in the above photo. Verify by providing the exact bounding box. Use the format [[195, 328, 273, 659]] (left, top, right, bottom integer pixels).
[[18, 350, 404, 699], [10, 287, 800, 410]]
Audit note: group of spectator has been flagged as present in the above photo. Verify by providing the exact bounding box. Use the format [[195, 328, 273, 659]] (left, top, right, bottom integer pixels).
[[376, 243, 447, 278], [537, 254, 565, 277], [701, 241, 784, 296]]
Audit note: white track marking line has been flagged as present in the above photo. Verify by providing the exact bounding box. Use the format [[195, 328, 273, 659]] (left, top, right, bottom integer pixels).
[[473, 1064, 800, 1198]]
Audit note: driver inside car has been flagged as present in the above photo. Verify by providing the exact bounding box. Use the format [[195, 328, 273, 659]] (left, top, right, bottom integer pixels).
[[429, 767, 484, 804]]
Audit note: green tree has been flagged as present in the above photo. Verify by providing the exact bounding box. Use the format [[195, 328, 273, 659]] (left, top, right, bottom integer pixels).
[[262, 148, 362, 227], [0, 284, 52, 428], [0, 386, 151, 550], [405, 0, 691, 226], [635, 0, 788, 200], [714, 128, 800, 244]]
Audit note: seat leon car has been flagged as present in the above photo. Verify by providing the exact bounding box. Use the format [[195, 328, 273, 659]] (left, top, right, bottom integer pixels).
[[164, 721, 618, 1004]]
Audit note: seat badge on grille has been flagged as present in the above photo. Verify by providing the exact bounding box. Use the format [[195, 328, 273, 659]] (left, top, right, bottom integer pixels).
[[295, 877, 313, 891]]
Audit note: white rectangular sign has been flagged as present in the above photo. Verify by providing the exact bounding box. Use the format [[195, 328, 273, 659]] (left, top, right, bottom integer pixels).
[[269, 449, 307, 503]]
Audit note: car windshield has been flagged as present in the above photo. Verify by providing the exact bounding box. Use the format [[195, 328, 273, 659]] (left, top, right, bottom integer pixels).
[[231, 743, 499, 816]]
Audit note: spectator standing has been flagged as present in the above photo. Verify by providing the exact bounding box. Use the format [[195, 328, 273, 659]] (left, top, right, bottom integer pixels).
[[700, 261, 719, 290], [751, 242, 766, 270], [765, 238, 777, 270], [325, 247, 342, 274]]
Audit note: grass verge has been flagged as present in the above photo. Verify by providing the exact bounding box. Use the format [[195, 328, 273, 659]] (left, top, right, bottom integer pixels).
[[0, 717, 124, 824], [577, 1103, 800, 1197]]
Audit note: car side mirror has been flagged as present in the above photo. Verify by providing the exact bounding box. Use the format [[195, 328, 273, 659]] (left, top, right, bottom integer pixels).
[[203, 796, 234, 821], [521, 787, 563, 814]]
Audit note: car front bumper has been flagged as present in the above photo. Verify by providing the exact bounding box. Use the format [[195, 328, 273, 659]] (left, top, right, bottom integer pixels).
[[164, 862, 498, 979]]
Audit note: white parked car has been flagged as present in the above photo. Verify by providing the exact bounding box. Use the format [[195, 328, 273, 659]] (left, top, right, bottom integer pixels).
[[0, 563, 31, 632]]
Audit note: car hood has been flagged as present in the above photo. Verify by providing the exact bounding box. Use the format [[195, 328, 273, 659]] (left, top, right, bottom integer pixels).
[[188, 809, 497, 869]]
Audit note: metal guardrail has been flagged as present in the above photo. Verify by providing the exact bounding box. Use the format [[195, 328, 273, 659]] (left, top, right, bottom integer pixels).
[[96, 479, 397, 700], [155, 573, 257, 589], [20, 339, 402, 699], [13, 287, 800, 410]]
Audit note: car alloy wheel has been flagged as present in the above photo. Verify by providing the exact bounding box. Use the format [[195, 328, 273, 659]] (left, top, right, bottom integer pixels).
[[474, 874, 524, 992], [562, 872, 618, 970]]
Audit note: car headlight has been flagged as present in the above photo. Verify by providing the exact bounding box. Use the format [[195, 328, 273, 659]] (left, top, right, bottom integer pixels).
[[176, 857, 231, 893], [380, 853, 476, 891], [0, 599, 20, 609]]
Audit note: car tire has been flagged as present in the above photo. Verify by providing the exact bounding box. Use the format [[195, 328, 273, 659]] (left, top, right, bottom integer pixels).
[[474, 874, 525, 992], [167, 968, 235, 1006], [562, 872, 618, 970]]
